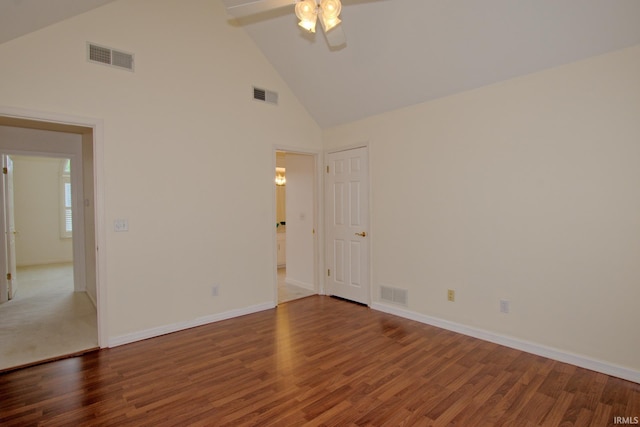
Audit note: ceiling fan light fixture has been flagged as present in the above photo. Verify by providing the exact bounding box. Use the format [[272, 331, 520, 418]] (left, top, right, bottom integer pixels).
[[295, 0, 318, 32], [319, 0, 342, 32], [320, 0, 341, 17], [223, 0, 347, 48], [320, 14, 341, 32], [298, 18, 317, 33]]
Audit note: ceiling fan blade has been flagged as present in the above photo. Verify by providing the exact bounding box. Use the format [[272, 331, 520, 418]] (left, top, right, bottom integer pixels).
[[222, 0, 296, 18], [324, 23, 346, 48]]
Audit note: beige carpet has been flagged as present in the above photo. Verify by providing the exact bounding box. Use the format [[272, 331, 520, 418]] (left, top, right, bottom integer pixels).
[[278, 267, 315, 304], [0, 263, 98, 371]]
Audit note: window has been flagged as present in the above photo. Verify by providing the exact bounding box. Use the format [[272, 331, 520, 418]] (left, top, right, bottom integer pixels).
[[60, 159, 72, 238]]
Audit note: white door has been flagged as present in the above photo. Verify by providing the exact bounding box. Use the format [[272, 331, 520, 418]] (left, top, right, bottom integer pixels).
[[1, 154, 18, 301], [325, 147, 369, 304]]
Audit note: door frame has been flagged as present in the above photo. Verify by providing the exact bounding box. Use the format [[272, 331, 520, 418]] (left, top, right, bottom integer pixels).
[[324, 143, 372, 304], [0, 105, 107, 348], [0, 154, 15, 302], [272, 146, 324, 302]]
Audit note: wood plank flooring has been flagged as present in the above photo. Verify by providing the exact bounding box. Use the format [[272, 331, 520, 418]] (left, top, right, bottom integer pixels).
[[1, 296, 638, 426]]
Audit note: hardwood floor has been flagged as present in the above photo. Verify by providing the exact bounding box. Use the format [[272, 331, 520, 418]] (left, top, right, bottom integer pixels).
[[1, 296, 638, 426]]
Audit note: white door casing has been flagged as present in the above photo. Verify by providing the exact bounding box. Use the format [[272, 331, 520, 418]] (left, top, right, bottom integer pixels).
[[0, 106, 106, 347], [325, 146, 370, 304], [1, 154, 18, 300]]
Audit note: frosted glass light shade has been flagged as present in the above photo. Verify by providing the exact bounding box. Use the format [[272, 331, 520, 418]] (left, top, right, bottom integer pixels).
[[319, 0, 342, 32], [295, 0, 317, 22], [298, 18, 317, 33], [295, 0, 318, 33], [320, 14, 341, 32], [320, 0, 341, 18]]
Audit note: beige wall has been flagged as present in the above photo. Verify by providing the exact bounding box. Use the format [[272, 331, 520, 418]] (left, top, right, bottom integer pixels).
[[0, 0, 322, 339], [324, 45, 640, 373], [12, 155, 74, 266]]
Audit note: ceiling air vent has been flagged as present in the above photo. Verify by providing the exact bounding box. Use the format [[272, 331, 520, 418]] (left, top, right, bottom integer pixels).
[[253, 86, 278, 105], [87, 42, 134, 72]]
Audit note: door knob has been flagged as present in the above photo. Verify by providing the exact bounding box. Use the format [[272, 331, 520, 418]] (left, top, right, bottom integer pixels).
[[355, 231, 367, 237]]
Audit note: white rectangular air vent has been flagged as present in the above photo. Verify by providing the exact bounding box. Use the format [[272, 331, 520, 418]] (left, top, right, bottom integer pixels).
[[253, 86, 278, 105], [87, 42, 134, 71], [380, 285, 408, 306]]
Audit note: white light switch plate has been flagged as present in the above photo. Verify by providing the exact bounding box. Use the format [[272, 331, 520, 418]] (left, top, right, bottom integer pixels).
[[114, 219, 129, 232]]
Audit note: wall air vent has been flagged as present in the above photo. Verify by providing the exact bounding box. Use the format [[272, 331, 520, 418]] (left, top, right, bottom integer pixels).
[[380, 285, 408, 306], [87, 42, 134, 72], [253, 86, 278, 105]]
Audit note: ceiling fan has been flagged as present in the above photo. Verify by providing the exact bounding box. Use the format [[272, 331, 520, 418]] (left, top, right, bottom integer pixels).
[[222, 0, 347, 48]]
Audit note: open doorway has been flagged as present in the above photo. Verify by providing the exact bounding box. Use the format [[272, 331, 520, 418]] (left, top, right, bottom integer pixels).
[[11, 155, 76, 290], [275, 150, 318, 304], [0, 121, 99, 371]]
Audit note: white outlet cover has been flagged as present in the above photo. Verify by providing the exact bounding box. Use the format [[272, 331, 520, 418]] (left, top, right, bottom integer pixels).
[[500, 299, 510, 314], [114, 219, 129, 232]]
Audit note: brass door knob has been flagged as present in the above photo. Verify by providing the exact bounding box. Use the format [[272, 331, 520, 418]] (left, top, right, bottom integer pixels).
[[355, 232, 367, 237]]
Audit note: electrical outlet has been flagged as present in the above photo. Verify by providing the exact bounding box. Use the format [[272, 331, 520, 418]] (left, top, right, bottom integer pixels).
[[447, 289, 455, 302], [500, 299, 510, 313], [212, 285, 219, 297]]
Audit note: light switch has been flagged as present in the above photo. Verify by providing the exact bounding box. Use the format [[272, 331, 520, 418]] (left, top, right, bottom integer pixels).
[[114, 219, 129, 232]]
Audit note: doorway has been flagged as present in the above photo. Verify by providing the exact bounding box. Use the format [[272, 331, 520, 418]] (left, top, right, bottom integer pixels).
[[275, 150, 319, 304], [0, 115, 100, 371], [6, 155, 76, 292]]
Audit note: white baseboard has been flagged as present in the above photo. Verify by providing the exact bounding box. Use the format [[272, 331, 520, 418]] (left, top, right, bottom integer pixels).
[[108, 302, 275, 348], [17, 259, 74, 268], [371, 302, 640, 384], [84, 290, 97, 308], [285, 277, 315, 291]]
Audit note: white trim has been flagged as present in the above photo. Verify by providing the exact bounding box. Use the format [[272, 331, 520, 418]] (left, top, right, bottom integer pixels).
[[69, 154, 86, 293], [85, 289, 97, 309], [108, 302, 275, 348], [18, 260, 75, 268], [365, 141, 373, 306], [59, 159, 72, 239], [371, 302, 640, 384], [0, 105, 107, 348], [285, 277, 315, 291], [326, 142, 369, 155]]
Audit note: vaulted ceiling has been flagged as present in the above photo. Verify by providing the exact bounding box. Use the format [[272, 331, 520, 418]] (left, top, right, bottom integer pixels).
[[2, 0, 640, 128], [0, 0, 118, 45]]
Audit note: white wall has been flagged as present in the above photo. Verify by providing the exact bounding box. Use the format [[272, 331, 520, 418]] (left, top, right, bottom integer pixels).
[[12, 155, 73, 266], [0, 0, 322, 340], [285, 154, 315, 289], [323, 45, 640, 374]]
